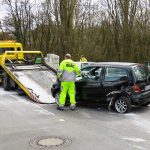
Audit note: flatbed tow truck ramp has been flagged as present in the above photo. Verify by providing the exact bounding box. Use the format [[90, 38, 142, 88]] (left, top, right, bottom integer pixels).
[[0, 51, 57, 103]]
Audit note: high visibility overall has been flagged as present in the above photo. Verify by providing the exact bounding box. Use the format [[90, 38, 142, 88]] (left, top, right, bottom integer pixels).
[[57, 59, 80, 106]]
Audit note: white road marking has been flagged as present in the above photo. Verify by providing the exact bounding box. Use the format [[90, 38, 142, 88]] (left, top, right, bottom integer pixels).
[[59, 119, 65, 122], [132, 145, 146, 150], [124, 113, 137, 117], [34, 109, 55, 116], [122, 137, 146, 142]]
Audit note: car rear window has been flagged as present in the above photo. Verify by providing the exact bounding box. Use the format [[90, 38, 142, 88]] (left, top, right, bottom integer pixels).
[[104, 67, 128, 82], [132, 65, 148, 81]]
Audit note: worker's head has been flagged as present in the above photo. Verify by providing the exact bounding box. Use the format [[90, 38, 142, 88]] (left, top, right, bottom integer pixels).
[[65, 53, 71, 59], [81, 55, 84, 58]]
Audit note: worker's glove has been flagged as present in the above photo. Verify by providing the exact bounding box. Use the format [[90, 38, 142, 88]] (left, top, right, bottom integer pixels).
[[76, 74, 81, 77]]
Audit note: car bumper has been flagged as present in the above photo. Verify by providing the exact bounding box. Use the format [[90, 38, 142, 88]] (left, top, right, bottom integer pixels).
[[131, 90, 150, 105], [51, 85, 60, 98], [51, 88, 56, 97]]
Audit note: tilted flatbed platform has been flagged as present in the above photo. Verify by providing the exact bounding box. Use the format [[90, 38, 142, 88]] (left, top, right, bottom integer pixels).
[[0, 51, 57, 103]]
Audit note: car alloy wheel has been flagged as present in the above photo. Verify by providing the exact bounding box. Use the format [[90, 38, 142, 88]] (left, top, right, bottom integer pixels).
[[114, 96, 131, 113], [55, 92, 60, 105]]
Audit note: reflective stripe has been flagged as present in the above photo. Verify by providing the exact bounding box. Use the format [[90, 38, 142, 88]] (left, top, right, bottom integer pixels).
[[61, 71, 76, 81]]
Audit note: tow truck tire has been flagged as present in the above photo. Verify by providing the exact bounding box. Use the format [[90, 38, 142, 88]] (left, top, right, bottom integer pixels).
[[16, 87, 25, 96], [114, 96, 131, 113], [3, 72, 11, 90]]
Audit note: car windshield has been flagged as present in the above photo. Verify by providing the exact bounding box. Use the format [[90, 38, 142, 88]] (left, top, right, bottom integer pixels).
[[133, 65, 148, 81], [81, 63, 91, 68], [75, 62, 94, 69]]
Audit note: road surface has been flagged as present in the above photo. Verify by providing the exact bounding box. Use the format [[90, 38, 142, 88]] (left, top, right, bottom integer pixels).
[[0, 87, 150, 150]]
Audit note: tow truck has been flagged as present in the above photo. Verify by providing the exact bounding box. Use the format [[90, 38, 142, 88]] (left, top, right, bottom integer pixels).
[[0, 50, 57, 104], [0, 40, 24, 60]]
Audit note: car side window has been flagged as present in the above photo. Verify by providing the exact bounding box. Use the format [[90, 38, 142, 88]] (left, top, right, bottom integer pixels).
[[84, 67, 102, 80], [81, 66, 93, 74], [104, 67, 128, 82]]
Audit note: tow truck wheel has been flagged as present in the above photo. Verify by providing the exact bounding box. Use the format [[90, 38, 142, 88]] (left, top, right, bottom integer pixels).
[[55, 92, 60, 106], [3, 72, 11, 90], [16, 87, 25, 96], [114, 96, 131, 113]]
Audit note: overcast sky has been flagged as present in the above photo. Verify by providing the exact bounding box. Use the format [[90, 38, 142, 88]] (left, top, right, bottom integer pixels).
[[0, 0, 99, 20]]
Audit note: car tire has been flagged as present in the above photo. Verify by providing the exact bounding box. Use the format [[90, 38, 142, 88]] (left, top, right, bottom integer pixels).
[[3, 72, 11, 90], [55, 92, 70, 106], [114, 96, 131, 113], [55, 92, 60, 106]]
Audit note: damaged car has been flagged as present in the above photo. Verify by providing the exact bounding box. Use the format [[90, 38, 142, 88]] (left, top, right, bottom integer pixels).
[[51, 62, 150, 113]]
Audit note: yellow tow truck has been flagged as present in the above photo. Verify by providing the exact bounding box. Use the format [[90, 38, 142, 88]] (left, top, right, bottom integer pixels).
[[0, 40, 24, 61], [0, 42, 57, 103]]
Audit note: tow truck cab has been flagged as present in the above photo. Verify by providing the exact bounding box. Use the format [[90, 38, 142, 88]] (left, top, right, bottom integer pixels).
[[0, 41, 24, 62]]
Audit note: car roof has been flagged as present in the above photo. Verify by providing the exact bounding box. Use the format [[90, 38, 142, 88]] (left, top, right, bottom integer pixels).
[[75, 61, 94, 64], [90, 62, 139, 67], [75, 62, 94, 68]]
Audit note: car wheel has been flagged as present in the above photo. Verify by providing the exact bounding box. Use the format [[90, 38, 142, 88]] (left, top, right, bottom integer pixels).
[[55, 92, 60, 106], [114, 96, 131, 113]]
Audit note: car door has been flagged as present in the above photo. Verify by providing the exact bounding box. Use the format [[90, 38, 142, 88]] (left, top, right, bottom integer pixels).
[[101, 67, 129, 100], [78, 66, 103, 101]]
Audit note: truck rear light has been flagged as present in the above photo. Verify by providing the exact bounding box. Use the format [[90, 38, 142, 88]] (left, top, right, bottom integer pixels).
[[132, 84, 141, 93]]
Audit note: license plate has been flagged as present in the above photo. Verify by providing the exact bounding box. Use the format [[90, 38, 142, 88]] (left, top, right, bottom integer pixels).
[[145, 85, 150, 91]]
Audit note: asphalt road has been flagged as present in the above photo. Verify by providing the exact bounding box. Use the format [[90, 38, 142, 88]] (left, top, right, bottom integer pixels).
[[0, 87, 150, 150]]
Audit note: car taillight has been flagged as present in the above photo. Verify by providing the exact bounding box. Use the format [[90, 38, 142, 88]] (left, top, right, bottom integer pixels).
[[132, 84, 141, 93]]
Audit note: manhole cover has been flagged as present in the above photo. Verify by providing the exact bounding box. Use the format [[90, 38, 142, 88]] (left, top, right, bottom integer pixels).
[[38, 138, 63, 146], [30, 136, 72, 149]]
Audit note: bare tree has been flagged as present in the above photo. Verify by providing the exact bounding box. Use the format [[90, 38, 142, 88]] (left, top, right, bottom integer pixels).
[[3, 0, 34, 49], [1, 0, 149, 62]]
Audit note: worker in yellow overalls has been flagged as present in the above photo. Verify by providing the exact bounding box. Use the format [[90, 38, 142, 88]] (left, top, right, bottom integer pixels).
[[57, 54, 80, 110]]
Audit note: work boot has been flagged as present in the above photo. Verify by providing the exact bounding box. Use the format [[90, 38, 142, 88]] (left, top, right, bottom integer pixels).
[[57, 106, 64, 111], [70, 105, 76, 111]]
